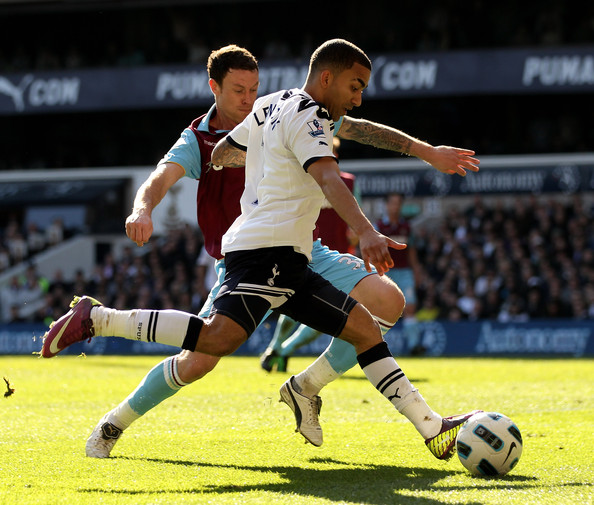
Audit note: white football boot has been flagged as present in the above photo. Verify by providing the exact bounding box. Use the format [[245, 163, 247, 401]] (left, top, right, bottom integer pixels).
[[85, 414, 123, 458], [279, 376, 323, 446]]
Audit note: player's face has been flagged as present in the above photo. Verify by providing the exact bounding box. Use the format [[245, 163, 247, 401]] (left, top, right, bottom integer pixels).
[[387, 194, 403, 216], [212, 69, 259, 125], [326, 62, 370, 121]]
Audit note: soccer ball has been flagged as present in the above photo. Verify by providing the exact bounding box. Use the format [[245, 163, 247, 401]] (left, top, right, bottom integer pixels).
[[456, 411, 523, 477]]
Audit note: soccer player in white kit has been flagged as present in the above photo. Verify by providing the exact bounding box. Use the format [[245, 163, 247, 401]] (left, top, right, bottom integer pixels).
[[42, 39, 479, 461]]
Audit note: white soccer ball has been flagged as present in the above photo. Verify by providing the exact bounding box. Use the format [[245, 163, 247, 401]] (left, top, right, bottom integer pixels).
[[456, 411, 523, 477]]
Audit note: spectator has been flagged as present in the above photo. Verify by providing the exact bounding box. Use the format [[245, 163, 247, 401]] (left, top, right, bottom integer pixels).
[[376, 192, 424, 355], [8, 304, 26, 323], [26, 222, 46, 255], [413, 195, 593, 322], [6, 229, 28, 264], [46, 218, 64, 247], [0, 245, 10, 271]]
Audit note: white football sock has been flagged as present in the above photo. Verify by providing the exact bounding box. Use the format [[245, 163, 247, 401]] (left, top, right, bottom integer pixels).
[[92, 307, 194, 348], [293, 315, 395, 397], [358, 342, 442, 439], [292, 354, 337, 398]]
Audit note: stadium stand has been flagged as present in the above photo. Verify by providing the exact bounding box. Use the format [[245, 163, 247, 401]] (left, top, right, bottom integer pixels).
[[0, 0, 593, 329], [3, 192, 590, 324]]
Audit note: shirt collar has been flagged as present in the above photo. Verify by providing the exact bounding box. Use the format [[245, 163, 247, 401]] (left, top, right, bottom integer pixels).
[[197, 104, 231, 134]]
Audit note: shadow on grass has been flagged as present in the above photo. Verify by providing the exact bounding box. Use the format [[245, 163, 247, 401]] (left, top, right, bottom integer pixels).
[[339, 374, 429, 383], [78, 455, 538, 504]]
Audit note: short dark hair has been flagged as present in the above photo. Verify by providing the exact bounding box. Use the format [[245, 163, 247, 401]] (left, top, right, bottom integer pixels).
[[309, 39, 372, 76], [207, 45, 258, 85]]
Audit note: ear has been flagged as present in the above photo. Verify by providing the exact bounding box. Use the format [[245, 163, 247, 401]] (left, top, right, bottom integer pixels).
[[209, 78, 219, 95], [320, 69, 333, 89]]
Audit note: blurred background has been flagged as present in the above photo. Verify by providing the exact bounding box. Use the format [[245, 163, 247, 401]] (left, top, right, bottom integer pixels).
[[0, 0, 592, 356]]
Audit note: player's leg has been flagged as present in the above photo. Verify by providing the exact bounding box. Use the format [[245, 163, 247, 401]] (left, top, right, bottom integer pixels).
[[279, 324, 322, 357], [86, 350, 220, 458], [84, 307, 246, 459], [260, 314, 300, 372], [86, 261, 228, 458], [48, 248, 293, 457], [289, 242, 404, 398], [282, 272, 477, 459], [334, 301, 477, 460], [388, 268, 423, 355], [42, 256, 253, 359], [289, 274, 402, 397], [337, 302, 438, 429], [85, 249, 274, 457]]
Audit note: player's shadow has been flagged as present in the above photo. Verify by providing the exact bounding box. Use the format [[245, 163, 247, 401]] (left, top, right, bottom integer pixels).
[[83, 455, 536, 504], [339, 374, 429, 383]]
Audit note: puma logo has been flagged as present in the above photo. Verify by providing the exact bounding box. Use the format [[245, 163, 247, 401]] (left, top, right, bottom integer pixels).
[[388, 388, 401, 401], [0, 75, 33, 111], [101, 422, 122, 440]]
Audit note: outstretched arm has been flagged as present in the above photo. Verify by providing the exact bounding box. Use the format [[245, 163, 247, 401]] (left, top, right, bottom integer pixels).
[[126, 162, 185, 246], [337, 116, 480, 176], [308, 157, 406, 275]]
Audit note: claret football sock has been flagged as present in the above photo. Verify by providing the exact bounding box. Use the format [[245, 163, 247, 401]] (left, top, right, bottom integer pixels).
[[358, 341, 442, 439]]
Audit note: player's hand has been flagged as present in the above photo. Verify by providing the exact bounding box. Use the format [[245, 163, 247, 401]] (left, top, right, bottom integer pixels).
[[358, 229, 406, 275], [125, 211, 153, 247], [428, 146, 480, 176]]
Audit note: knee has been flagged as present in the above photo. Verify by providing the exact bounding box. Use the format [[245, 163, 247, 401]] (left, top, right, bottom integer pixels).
[[200, 316, 247, 357], [351, 275, 405, 323], [176, 350, 220, 382], [384, 280, 406, 320]]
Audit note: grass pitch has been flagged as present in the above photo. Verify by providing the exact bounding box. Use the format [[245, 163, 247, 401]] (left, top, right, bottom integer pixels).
[[1, 355, 592, 505]]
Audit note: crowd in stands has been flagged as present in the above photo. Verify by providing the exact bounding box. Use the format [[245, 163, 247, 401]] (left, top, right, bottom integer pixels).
[[2, 194, 592, 326], [0, 216, 65, 272], [413, 194, 594, 322]]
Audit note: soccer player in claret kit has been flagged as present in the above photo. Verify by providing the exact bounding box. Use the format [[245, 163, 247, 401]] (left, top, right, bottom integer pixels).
[[41, 40, 480, 460]]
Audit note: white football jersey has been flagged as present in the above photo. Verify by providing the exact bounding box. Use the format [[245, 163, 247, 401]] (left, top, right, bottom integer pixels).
[[221, 88, 337, 260]]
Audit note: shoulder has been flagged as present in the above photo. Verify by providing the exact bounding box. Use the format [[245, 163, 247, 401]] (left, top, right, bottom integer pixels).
[[188, 112, 209, 132], [290, 93, 331, 121], [253, 89, 293, 111]]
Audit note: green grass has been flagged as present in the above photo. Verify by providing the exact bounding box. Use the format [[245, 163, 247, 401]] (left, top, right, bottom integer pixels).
[[1, 355, 592, 505]]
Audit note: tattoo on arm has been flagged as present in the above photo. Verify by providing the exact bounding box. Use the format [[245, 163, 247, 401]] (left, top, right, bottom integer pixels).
[[339, 117, 414, 155], [211, 141, 246, 168], [222, 148, 246, 167]]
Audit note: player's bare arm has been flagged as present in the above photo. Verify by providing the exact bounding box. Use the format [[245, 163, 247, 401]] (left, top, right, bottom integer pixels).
[[126, 162, 185, 246], [338, 116, 480, 176], [308, 157, 405, 275], [211, 138, 246, 168]]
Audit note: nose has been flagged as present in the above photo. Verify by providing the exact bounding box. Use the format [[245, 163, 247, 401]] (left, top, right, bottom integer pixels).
[[352, 92, 362, 107]]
